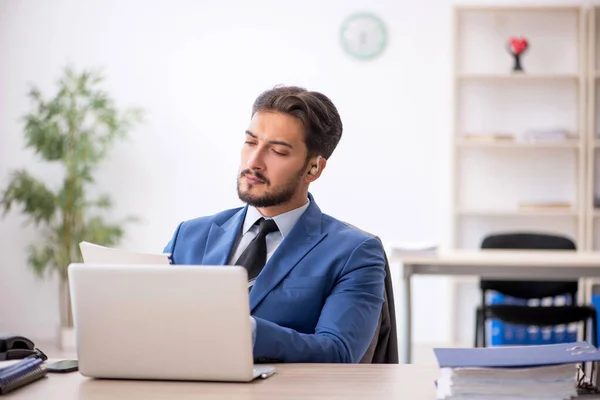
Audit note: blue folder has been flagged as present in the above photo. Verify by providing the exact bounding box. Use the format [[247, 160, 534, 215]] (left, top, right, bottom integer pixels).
[[434, 341, 600, 369], [0, 357, 46, 395]]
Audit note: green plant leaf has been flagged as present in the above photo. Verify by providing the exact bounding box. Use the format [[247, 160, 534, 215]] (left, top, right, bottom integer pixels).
[[27, 242, 56, 279], [0, 170, 57, 225], [0, 65, 144, 323], [80, 216, 125, 247], [87, 194, 112, 209]]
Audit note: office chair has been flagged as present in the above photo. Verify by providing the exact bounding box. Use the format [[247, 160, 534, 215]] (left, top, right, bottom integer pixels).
[[360, 244, 398, 364], [474, 232, 598, 348], [342, 222, 398, 364]]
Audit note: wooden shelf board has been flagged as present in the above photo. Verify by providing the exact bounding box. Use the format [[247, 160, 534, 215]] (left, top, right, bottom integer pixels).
[[457, 209, 578, 217], [456, 5, 581, 13], [457, 73, 580, 81], [456, 139, 580, 149]]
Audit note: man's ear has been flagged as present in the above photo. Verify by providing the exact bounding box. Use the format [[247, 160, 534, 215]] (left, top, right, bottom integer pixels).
[[306, 156, 326, 182], [309, 156, 321, 175]]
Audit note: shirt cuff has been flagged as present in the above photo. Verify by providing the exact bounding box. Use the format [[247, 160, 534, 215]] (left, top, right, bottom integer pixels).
[[250, 316, 257, 347]]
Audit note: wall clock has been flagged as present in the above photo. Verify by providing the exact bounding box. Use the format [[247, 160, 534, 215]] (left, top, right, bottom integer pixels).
[[339, 12, 388, 61]]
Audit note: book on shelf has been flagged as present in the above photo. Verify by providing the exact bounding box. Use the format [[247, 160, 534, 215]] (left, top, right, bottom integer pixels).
[[518, 202, 573, 211], [522, 129, 573, 143], [461, 133, 515, 141], [461, 130, 577, 144]]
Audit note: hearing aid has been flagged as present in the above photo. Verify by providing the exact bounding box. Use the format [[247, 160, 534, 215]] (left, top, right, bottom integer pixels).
[[309, 156, 322, 175]]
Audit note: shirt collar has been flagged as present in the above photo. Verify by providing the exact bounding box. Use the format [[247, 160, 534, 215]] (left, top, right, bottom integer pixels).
[[242, 198, 310, 239]]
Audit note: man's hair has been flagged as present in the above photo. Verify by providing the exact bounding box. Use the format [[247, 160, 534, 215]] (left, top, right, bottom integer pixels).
[[251, 86, 343, 159]]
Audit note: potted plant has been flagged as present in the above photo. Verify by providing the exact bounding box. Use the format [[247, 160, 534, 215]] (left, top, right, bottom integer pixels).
[[0, 66, 143, 348]]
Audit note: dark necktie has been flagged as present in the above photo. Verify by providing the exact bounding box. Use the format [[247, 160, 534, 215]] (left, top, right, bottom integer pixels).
[[235, 218, 279, 281]]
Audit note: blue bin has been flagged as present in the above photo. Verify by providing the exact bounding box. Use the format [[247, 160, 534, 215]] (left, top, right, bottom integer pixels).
[[591, 292, 600, 344], [487, 292, 578, 346], [487, 291, 527, 345]]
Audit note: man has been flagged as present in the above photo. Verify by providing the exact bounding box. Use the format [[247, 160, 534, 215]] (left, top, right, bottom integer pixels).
[[164, 86, 386, 363]]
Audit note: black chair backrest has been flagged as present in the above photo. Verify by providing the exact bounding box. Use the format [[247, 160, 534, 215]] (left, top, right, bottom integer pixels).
[[342, 222, 398, 364], [480, 233, 577, 300], [360, 247, 399, 364], [481, 233, 576, 251]]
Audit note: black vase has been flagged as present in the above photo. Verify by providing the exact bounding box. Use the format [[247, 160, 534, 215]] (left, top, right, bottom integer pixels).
[[512, 53, 524, 72]]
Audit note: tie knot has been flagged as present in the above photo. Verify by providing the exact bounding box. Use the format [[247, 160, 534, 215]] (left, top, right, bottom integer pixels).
[[257, 218, 278, 235]]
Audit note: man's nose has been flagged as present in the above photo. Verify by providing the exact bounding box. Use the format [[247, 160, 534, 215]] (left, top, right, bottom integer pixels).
[[247, 148, 266, 170]]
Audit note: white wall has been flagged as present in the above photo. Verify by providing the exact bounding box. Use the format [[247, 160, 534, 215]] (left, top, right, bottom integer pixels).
[[2, 0, 588, 348]]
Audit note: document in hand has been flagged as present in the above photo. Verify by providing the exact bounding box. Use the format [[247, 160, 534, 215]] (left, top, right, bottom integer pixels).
[[78, 241, 172, 265], [434, 342, 600, 400]]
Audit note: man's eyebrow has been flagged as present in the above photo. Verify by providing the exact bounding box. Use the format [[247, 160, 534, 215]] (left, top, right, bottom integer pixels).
[[245, 130, 293, 149]]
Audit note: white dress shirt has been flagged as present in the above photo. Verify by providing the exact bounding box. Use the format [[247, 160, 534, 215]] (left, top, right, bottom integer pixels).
[[228, 199, 310, 265], [233, 199, 310, 348]]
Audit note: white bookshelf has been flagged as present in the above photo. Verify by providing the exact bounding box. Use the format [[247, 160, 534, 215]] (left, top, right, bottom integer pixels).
[[588, 7, 600, 251], [582, 6, 600, 324], [451, 5, 586, 251]]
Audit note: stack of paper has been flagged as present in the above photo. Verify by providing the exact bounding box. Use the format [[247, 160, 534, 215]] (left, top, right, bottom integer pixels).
[[434, 342, 600, 400], [522, 129, 571, 142], [436, 364, 577, 399], [387, 241, 437, 257]]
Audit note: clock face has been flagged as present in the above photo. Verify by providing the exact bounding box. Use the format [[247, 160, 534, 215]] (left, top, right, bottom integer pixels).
[[339, 12, 388, 61]]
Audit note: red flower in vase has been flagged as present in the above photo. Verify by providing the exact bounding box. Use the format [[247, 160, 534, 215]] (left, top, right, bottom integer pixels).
[[508, 37, 528, 55], [507, 36, 529, 72]]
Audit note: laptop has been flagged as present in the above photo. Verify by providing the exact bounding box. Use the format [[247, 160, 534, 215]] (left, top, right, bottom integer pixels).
[[68, 263, 276, 382]]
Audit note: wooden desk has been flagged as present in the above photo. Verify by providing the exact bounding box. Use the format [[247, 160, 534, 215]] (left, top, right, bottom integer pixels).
[[396, 250, 600, 364], [6, 364, 438, 400]]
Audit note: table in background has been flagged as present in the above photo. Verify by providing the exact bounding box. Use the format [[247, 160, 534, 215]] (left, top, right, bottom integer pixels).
[[395, 250, 600, 364]]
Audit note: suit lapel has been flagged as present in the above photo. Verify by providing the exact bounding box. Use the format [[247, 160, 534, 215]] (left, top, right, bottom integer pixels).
[[202, 207, 247, 265], [250, 197, 327, 312]]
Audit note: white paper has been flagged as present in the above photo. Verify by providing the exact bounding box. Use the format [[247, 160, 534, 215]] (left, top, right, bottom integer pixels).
[[436, 364, 577, 400], [78, 241, 171, 265], [385, 241, 438, 258], [0, 360, 21, 369]]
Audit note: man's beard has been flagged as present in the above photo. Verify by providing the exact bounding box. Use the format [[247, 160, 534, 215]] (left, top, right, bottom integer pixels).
[[237, 168, 303, 208]]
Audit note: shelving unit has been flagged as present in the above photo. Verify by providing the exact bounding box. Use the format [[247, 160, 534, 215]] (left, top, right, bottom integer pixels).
[[449, 4, 600, 348], [451, 5, 586, 250], [587, 7, 600, 251]]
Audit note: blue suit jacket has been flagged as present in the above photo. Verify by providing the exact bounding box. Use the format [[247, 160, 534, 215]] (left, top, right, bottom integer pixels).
[[164, 195, 386, 363]]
